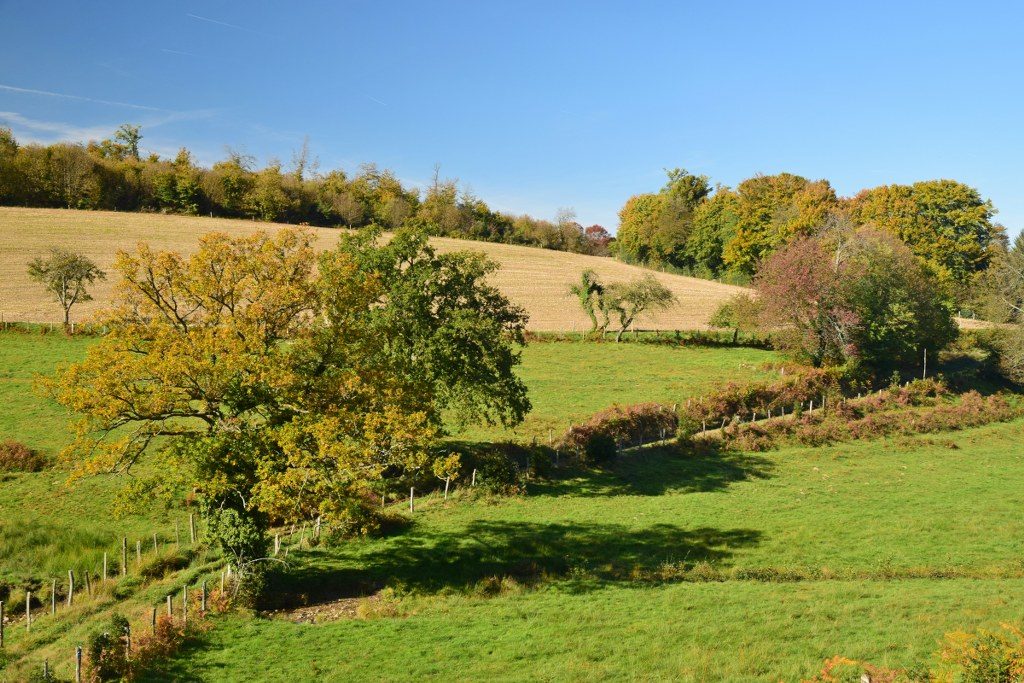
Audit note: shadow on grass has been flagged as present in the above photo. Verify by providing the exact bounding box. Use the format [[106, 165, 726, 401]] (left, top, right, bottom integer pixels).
[[532, 441, 775, 498], [267, 519, 761, 608]]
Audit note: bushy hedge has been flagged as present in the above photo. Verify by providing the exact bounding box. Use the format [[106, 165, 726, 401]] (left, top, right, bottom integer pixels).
[[710, 386, 1020, 452], [560, 403, 678, 464], [678, 368, 846, 436], [449, 441, 555, 494]]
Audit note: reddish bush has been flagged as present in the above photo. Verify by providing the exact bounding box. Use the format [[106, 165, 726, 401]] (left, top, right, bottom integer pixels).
[[679, 368, 845, 435], [561, 403, 678, 464], [0, 440, 47, 472], [715, 389, 1021, 451]]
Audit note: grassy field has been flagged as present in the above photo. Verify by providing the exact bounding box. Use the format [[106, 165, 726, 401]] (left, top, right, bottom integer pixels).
[[0, 332, 774, 587], [148, 420, 1024, 682], [0, 207, 747, 331], [4, 331, 1024, 680]]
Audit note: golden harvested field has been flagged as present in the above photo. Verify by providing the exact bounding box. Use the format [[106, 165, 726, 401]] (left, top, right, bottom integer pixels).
[[0, 207, 747, 330]]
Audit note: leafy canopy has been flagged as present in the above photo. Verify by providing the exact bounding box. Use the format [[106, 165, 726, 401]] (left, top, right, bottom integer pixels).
[[755, 227, 957, 374], [46, 227, 530, 564]]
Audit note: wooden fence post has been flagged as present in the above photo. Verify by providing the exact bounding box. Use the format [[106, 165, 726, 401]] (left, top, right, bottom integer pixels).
[[0, 600, 4, 647], [51, 579, 56, 615], [151, 607, 157, 633], [409, 487, 415, 513], [201, 581, 207, 613], [67, 570, 74, 607], [471, 469, 477, 486], [84, 570, 91, 597], [189, 514, 197, 544], [136, 540, 141, 565], [122, 538, 128, 576], [25, 591, 31, 630], [103, 552, 108, 582], [166, 594, 172, 618], [76, 645, 82, 683], [153, 533, 158, 554], [444, 477, 450, 500], [182, 586, 188, 625]]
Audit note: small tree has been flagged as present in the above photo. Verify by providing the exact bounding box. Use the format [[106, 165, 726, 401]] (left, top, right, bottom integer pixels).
[[27, 248, 105, 326], [602, 274, 676, 342], [569, 269, 605, 334]]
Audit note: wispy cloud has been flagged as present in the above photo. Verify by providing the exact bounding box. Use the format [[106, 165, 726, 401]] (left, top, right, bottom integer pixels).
[[161, 48, 196, 57], [0, 83, 166, 111], [0, 109, 219, 146], [0, 111, 114, 142], [365, 94, 388, 107], [186, 12, 270, 37]]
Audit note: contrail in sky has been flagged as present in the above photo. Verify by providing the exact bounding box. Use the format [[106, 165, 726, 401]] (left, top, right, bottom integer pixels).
[[186, 12, 269, 36], [0, 83, 165, 111]]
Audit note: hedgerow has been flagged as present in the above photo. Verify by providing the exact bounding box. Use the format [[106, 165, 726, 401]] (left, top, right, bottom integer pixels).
[[702, 384, 1021, 452], [560, 403, 678, 464], [678, 368, 847, 436]]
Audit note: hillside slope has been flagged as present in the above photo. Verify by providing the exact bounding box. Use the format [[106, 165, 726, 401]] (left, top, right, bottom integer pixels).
[[0, 207, 746, 330]]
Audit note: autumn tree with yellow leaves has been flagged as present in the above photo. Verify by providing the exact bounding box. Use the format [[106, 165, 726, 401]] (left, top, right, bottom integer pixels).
[[46, 226, 530, 580]]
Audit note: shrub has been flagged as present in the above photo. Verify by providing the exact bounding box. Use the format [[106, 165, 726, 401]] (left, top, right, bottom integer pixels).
[[0, 440, 47, 472], [679, 368, 845, 435], [447, 441, 553, 494], [561, 403, 678, 464], [87, 614, 130, 681], [710, 386, 1021, 451]]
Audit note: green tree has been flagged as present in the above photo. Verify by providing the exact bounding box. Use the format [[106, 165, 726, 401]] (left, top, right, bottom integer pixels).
[[27, 247, 106, 325], [245, 163, 293, 222], [975, 233, 1024, 381], [851, 180, 1003, 290], [601, 274, 676, 342], [0, 127, 19, 204], [687, 187, 741, 277], [154, 148, 201, 214], [46, 227, 530, 582], [723, 173, 838, 274], [615, 193, 664, 265], [614, 169, 710, 269], [569, 269, 606, 333]]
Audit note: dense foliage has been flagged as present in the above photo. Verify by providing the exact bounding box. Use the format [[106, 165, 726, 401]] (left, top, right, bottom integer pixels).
[[560, 403, 678, 464], [975, 233, 1024, 382], [755, 228, 957, 373], [45, 226, 530, 575], [0, 126, 611, 256], [617, 169, 1006, 293]]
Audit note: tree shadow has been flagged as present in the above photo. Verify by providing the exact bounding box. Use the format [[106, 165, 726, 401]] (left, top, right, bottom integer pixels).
[[611, 441, 775, 496], [531, 441, 774, 498], [268, 519, 761, 608]]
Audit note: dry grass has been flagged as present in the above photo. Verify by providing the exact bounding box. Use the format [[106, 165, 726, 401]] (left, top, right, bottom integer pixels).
[[0, 207, 747, 330]]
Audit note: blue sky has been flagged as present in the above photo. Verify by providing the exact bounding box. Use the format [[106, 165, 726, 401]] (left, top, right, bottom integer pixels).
[[1, 0, 1021, 236]]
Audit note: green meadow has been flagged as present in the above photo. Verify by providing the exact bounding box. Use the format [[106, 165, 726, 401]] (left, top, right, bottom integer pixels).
[[3, 331, 1024, 680]]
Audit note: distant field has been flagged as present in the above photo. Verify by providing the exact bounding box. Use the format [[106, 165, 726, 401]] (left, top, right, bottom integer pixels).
[[0, 207, 748, 331]]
